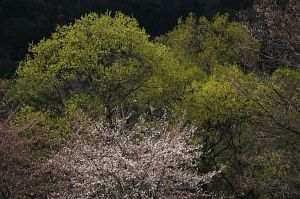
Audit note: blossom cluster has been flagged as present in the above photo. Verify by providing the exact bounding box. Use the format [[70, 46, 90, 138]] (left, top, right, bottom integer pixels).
[[44, 117, 217, 198]]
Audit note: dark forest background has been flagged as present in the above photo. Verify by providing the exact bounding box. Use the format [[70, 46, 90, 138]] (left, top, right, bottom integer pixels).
[[0, 0, 253, 77]]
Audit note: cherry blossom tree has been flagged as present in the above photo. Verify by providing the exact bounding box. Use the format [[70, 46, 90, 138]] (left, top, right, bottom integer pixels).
[[42, 116, 218, 198]]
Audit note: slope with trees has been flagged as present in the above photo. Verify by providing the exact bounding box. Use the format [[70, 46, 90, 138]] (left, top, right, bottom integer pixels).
[[0, 0, 299, 198]]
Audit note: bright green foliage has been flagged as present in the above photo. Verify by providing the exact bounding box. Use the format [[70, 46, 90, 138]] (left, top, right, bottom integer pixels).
[[251, 68, 300, 138], [184, 66, 259, 195], [242, 68, 300, 198], [186, 66, 258, 125], [16, 12, 167, 119], [240, 147, 300, 198], [13, 105, 70, 155], [159, 14, 259, 73], [185, 66, 300, 197], [8, 10, 300, 199], [134, 43, 207, 113]]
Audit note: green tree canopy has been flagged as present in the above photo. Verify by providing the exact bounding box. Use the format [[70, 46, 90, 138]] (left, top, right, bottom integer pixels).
[[158, 14, 259, 73], [184, 65, 300, 197], [16, 12, 176, 121]]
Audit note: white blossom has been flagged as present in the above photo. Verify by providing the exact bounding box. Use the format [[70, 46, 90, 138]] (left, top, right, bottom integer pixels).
[[42, 117, 217, 198]]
